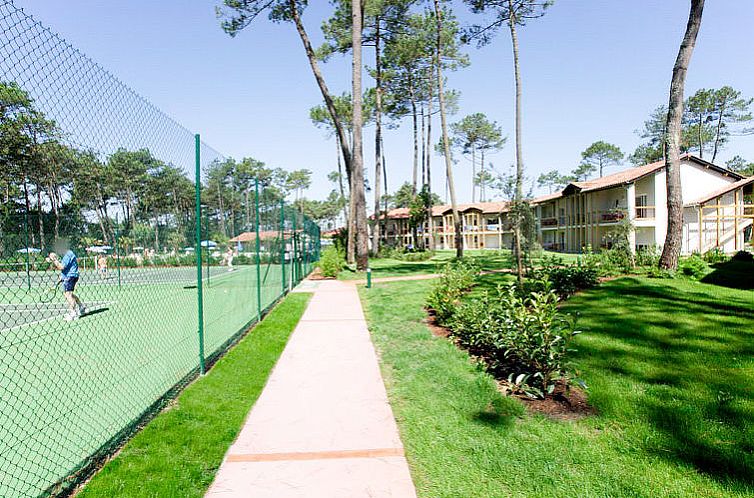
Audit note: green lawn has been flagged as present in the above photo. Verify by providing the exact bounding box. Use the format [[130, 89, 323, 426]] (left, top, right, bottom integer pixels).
[[361, 276, 754, 497], [338, 249, 579, 281], [78, 292, 311, 497]]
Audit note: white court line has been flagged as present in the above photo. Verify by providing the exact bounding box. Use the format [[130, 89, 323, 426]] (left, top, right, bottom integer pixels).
[[1, 300, 117, 333]]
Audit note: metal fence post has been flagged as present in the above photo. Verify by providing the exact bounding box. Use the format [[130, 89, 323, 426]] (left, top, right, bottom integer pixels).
[[280, 199, 286, 295], [195, 134, 205, 375], [255, 178, 262, 322], [115, 213, 121, 290], [292, 214, 298, 285], [22, 210, 31, 291]]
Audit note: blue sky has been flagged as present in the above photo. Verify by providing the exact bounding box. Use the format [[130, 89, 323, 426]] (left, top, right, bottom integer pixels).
[[14, 0, 754, 204]]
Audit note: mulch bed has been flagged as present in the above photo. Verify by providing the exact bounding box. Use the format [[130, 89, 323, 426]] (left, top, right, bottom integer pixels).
[[424, 310, 595, 420], [307, 268, 332, 280]]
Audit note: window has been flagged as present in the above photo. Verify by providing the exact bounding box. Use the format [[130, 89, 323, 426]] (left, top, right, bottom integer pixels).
[[636, 194, 648, 219]]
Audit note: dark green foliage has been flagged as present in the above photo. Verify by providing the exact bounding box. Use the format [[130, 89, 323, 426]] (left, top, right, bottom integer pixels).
[[524, 259, 600, 299], [425, 260, 478, 323], [450, 284, 579, 397], [732, 250, 753, 262], [319, 246, 343, 278], [679, 253, 708, 279]]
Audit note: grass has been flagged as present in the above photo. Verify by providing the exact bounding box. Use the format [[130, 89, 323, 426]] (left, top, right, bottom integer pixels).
[[338, 249, 579, 281], [77, 292, 311, 498], [360, 276, 754, 497]]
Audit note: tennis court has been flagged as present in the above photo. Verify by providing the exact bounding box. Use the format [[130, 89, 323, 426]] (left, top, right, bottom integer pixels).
[[0, 260, 294, 497]]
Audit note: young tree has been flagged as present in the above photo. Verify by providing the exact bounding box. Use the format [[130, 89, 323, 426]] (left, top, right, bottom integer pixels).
[[463, 0, 552, 281], [684, 88, 716, 159], [570, 162, 596, 182], [710, 86, 753, 162], [726, 155, 754, 176], [659, 0, 705, 271], [536, 169, 566, 193], [580, 140, 623, 177], [450, 112, 505, 202]]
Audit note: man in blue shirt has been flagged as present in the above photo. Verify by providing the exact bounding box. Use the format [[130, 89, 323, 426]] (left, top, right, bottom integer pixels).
[[48, 244, 86, 321]]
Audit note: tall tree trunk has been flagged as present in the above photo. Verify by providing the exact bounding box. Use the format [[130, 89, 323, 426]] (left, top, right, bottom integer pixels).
[[434, 0, 462, 258], [426, 81, 435, 250], [712, 100, 725, 162], [660, 0, 704, 270], [410, 87, 419, 195], [508, 0, 524, 282], [36, 182, 44, 249], [420, 102, 426, 186], [335, 134, 348, 226], [471, 148, 476, 203], [351, 0, 368, 270], [481, 149, 485, 202], [697, 111, 704, 158], [372, 17, 383, 255], [288, 0, 352, 178]]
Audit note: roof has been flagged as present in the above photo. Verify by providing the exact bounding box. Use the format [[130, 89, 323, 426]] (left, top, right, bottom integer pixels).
[[530, 192, 563, 205], [533, 154, 744, 203], [379, 201, 511, 220], [229, 231, 284, 242], [685, 175, 754, 206]]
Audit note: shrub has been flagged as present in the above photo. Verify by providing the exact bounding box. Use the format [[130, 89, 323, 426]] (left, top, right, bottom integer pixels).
[[318, 246, 343, 278], [524, 259, 600, 299], [425, 260, 478, 324], [679, 253, 708, 279], [635, 246, 661, 267], [703, 247, 728, 264], [450, 283, 580, 398], [400, 250, 434, 262], [732, 250, 753, 262]]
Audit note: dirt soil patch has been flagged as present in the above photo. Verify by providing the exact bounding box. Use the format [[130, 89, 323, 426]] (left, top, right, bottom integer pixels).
[[423, 311, 451, 338], [307, 268, 332, 281], [502, 379, 596, 420]]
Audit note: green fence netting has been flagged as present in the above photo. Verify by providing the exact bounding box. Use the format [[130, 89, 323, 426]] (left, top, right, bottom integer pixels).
[[0, 1, 321, 496]]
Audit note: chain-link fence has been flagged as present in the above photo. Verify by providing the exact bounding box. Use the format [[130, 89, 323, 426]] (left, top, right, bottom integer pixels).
[[0, 2, 320, 496]]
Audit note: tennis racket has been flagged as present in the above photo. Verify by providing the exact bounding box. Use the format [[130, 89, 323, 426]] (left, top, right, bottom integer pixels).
[[42, 279, 62, 303]]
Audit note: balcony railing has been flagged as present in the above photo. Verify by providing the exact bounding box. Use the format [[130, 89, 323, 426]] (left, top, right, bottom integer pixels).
[[541, 217, 558, 227], [635, 206, 656, 219], [600, 211, 626, 223]]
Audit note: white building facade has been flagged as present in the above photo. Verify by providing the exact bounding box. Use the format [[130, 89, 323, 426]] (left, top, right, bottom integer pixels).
[[532, 155, 753, 255]]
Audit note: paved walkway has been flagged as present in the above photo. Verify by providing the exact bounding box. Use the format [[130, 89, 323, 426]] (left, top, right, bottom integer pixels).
[[205, 280, 417, 498]]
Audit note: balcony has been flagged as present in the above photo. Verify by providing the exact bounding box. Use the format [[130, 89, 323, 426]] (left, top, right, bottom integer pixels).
[[635, 206, 656, 220], [541, 217, 558, 227], [600, 211, 626, 223]]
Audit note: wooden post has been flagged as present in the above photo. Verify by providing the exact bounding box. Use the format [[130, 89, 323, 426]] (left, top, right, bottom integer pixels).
[[716, 196, 721, 248], [698, 205, 703, 253], [734, 190, 739, 251]]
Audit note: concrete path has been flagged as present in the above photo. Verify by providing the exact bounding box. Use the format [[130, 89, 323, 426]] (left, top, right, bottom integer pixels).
[[205, 280, 417, 498]]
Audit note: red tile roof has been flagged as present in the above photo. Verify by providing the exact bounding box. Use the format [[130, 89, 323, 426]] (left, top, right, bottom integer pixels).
[[379, 201, 511, 220], [532, 154, 743, 203], [685, 175, 754, 206], [229, 231, 285, 242]]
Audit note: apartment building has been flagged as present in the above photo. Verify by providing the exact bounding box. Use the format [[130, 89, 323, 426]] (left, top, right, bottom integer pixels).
[[531, 154, 753, 254], [377, 155, 753, 254], [378, 201, 514, 250]]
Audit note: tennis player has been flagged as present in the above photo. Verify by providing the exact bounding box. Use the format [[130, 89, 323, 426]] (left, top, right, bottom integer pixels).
[[48, 242, 86, 321], [225, 247, 235, 272]]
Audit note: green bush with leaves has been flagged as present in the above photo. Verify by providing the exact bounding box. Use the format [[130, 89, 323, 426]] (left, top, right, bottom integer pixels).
[[425, 260, 479, 324], [524, 257, 600, 299], [679, 253, 708, 279], [703, 247, 728, 264], [318, 246, 343, 278], [450, 283, 580, 398]]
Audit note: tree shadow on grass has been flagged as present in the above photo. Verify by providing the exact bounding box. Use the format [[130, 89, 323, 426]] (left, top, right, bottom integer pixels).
[[567, 277, 754, 488], [700, 260, 754, 291]]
